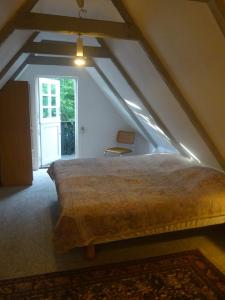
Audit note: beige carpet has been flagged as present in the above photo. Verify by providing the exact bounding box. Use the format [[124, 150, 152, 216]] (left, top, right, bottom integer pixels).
[[0, 169, 225, 280]]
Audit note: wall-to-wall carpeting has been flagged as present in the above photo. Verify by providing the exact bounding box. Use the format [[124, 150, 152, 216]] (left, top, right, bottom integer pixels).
[[0, 169, 225, 280]]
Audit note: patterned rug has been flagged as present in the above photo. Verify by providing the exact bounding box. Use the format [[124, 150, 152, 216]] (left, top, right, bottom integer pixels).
[[0, 250, 225, 299]]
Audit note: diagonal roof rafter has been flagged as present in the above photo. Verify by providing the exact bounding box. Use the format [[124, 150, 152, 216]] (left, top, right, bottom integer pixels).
[[97, 38, 187, 157], [0, 32, 39, 86], [111, 0, 225, 170], [93, 61, 158, 147], [189, 0, 225, 37], [0, 0, 39, 46], [208, 0, 225, 37]]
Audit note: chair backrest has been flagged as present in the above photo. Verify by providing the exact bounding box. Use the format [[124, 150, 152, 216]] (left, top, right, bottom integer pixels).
[[117, 130, 135, 145]]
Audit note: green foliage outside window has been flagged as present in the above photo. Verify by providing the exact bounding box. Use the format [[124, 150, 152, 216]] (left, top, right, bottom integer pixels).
[[57, 78, 75, 122]]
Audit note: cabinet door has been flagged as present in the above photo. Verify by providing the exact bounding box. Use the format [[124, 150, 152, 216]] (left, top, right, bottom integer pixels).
[[0, 81, 32, 186]]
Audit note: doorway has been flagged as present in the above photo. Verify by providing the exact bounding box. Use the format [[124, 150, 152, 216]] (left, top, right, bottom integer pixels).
[[38, 77, 76, 167]]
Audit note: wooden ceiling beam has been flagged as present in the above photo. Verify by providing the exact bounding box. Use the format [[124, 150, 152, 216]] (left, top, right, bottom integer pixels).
[[188, 0, 225, 37], [111, 0, 225, 170], [0, 49, 24, 81], [14, 13, 139, 40], [208, 0, 225, 37], [97, 38, 187, 157], [0, 32, 39, 81], [11, 54, 94, 81], [26, 55, 94, 67], [23, 41, 110, 58], [0, 0, 39, 46], [11, 56, 31, 80]]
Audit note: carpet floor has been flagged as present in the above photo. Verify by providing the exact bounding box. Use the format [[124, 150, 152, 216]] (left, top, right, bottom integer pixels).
[[0, 250, 225, 299]]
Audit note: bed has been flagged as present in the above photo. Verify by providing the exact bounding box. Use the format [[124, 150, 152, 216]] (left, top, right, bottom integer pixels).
[[48, 153, 225, 255]]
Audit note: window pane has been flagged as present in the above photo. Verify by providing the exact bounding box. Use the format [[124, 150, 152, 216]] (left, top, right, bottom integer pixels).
[[51, 84, 56, 94], [52, 108, 57, 117], [43, 108, 49, 118], [51, 96, 56, 106], [42, 83, 48, 94], [42, 96, 48, 106]]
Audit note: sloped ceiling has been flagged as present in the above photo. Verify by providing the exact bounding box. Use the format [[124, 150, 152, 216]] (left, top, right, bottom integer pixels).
[[0, 0, 26, 29], [0, 0, 225, 169], [93, 57, 177, 152], [103, 38, 219, 166], [121, 0, 225, 166]]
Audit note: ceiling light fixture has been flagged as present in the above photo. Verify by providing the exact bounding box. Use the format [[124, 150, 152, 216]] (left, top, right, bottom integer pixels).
[[74, 2, 87, 67], [74, 34, 86, 67]]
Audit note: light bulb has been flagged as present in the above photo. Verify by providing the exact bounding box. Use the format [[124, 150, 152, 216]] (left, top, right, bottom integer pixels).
[[74, 56, 86, 66]]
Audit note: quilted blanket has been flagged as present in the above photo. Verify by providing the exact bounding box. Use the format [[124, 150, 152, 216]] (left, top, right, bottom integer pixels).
[[48, 154, 225, 252]]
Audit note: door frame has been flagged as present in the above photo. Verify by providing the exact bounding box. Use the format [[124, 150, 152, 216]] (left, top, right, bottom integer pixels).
[[35, 75, 78, 168]]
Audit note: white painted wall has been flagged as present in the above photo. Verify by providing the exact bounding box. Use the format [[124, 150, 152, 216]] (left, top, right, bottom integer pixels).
[[105, 39, 221, 170], [17, 64, 151, 169]]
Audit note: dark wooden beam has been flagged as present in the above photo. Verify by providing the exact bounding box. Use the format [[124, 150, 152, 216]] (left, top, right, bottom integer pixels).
[[188, 0, 225, 37], [111, 0, 225, 170], [98, 38, 187, 157], [11, 54, 94, 80], [14, 12, 139, 40], [208, 0, 225, 37], [93, 62, 157, 147], [26, 55, 94, 67], [11, 56, 31, 80], [0, 49, 24, 80], [0, 32, 39, 81], [23, 41, 110, 58], [0, 0, 39, 46]]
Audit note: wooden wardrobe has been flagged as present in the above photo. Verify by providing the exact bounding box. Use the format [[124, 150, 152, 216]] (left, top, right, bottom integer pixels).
[[0, 81, 33, 186]]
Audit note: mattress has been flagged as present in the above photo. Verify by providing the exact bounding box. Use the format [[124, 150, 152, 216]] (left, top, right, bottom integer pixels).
[[48, 154, 225, 252]]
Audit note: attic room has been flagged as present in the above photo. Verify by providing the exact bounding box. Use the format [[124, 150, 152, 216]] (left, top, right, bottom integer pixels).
[[0, 0, 225, 298]]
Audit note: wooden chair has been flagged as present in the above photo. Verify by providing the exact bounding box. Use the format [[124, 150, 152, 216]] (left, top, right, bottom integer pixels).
[[104, 130, 135, 156]]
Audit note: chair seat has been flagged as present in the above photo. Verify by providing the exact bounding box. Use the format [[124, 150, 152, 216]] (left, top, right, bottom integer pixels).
[[104, 147, 132, 154]]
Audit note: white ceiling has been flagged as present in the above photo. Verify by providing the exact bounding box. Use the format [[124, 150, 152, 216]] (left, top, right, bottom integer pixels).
[[32, 0, 123, 22]]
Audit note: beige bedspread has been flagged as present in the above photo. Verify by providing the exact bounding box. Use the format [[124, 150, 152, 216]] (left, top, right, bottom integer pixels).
[[48, 154, 225, 252]]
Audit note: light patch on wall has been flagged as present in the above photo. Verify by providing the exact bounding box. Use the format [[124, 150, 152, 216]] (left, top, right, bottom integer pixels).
[[135, 112, 170, 142], [125, 99, 142, 111], [180, 143, 201, 164]]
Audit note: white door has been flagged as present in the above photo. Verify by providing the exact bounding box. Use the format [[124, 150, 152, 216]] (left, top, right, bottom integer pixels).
[[39, 78, 61, 166]]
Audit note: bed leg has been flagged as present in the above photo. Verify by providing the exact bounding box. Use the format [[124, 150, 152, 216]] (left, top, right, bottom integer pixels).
[[84, 245, 96, 260]]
